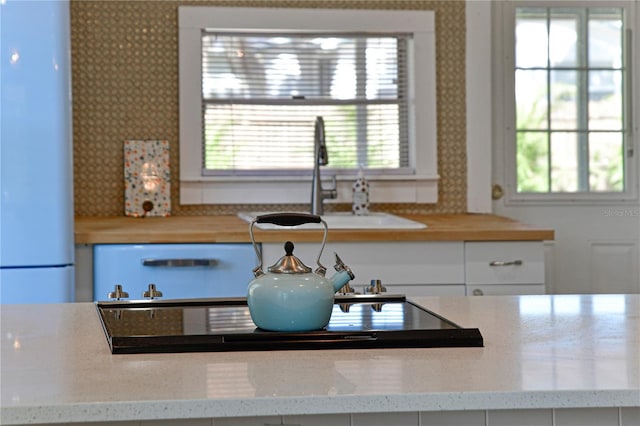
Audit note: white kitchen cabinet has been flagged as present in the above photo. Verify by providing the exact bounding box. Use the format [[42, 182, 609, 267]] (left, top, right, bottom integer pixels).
[[34, 407, 637, 426], [283, 414, 351, 426], [213, 416, 281, 426], [465, 241, 545, 296], [352, 412, 419, 426], [263, 240, 546, 297], [384, 283, 466, 296], [467, 284, 545, 296], [81, 240, 547, 301], [261, 241, 465, 297]]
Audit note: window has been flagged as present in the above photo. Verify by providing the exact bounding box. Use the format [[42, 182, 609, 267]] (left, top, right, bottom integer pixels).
[[202, 33, 410, 175], [500, 1, 637, 202], [179, 7, 437, 205]]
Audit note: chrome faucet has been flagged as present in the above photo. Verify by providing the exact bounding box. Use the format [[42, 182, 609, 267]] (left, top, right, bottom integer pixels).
[[310, 116, 337, 215]]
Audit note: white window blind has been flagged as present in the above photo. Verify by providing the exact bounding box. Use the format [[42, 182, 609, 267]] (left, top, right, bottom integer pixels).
[[201, 32, 410, 176]]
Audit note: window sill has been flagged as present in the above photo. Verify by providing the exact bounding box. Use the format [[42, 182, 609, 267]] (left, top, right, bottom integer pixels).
[[179, 175, 439, 205]]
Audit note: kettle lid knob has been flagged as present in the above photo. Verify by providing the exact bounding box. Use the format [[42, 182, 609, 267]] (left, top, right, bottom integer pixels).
[[268, 241, 312, 274]]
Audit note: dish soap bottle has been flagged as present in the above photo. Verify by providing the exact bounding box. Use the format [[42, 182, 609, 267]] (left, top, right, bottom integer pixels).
[[352, 166, 370, 216]]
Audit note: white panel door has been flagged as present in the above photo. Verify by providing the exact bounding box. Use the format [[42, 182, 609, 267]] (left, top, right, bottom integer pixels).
[[588, 241, 639, 293], [475, 1, 640, 294], [488, 206, 639, 294]]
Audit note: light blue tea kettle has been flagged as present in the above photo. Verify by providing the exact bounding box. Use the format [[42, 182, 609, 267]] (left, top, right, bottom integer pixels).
[[247, 213, 355, 332]]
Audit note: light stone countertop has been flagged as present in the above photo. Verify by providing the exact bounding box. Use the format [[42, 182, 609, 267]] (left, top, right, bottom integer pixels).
[[1, 295, 638, 425]]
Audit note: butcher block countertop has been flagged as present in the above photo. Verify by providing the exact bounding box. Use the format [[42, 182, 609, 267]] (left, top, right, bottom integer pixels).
[[74, 214, 554, 244]]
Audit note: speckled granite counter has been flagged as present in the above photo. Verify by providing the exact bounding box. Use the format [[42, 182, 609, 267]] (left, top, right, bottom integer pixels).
[[1, 295, 638, 425]]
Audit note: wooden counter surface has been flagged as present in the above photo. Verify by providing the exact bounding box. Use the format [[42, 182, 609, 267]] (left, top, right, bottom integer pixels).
[[75, 214, 554, 244]]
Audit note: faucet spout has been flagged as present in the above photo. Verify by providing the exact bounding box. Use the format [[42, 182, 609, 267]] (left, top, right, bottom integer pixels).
[[311, 116, 337, 216]]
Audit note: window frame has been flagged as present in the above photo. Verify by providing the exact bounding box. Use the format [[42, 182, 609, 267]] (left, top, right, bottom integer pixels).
[[199, 31, 412, 176], [496, 0, 638, 205], [178, 6, 437, 205]]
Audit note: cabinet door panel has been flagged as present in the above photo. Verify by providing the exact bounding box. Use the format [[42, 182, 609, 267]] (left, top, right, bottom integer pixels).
[[352, 412, 419, 426], [94, 243, 255, 301], [467, 284, 545, 296], [262, 242, 464, 286], [384, 284, 465, 296], [214, 416, 281, 426], [283, 414, 350, 426]]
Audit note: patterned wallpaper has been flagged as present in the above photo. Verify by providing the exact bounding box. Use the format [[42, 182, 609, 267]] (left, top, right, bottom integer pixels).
[[71, 0, 467, 217]]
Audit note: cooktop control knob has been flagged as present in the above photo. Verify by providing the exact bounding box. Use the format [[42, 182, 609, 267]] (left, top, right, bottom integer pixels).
[[365, 279, 387, 294], [107, 284, 129, 300], [338, 282, 358, 295], [143, 283, 163, 299]]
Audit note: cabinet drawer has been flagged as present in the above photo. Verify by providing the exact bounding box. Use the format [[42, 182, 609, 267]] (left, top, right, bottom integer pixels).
[[465, 242, 544, 285], [384, 284, 466, 297], [262, 241, 465, 286], [93, 243, 255, 301], [467, 284, 545, 296]]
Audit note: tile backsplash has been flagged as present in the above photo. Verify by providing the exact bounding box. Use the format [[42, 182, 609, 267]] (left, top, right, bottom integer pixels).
[[71, 0, 467, 217]]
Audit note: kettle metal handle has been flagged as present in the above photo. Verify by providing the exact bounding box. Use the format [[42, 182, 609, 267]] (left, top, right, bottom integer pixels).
[[256, 212, 323, 227], [249, 212, 329, 277]]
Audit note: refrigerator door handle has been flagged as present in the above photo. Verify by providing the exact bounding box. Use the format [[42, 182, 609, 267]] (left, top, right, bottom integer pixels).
[[141, 258, 219, 267]]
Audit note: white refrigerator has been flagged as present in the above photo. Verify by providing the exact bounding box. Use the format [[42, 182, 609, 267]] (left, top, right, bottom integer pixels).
[[0, 0, 74, 303]]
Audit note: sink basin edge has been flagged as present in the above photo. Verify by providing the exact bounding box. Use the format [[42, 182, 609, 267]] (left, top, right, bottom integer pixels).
[[237, 211, 427, 230]]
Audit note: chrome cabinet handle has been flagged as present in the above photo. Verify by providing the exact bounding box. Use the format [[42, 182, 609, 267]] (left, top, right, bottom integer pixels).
[[489, 260, 523, 267], [142, 258, 218, 267]]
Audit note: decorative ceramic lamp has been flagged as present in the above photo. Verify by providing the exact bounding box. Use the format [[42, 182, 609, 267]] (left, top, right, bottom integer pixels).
[[124, 140, 171, 217]]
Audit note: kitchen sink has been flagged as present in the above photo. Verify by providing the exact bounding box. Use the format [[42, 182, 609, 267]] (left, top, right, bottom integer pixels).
[[237, 211, 427, 230]]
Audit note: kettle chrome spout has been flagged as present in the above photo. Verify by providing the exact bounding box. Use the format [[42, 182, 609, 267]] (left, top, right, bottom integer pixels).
[[311, 116, 337, 215], [331, 252, 355, 292]]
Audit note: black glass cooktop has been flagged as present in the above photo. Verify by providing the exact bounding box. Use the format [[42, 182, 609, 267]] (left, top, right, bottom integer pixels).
[[96, 295, 483, 354]]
